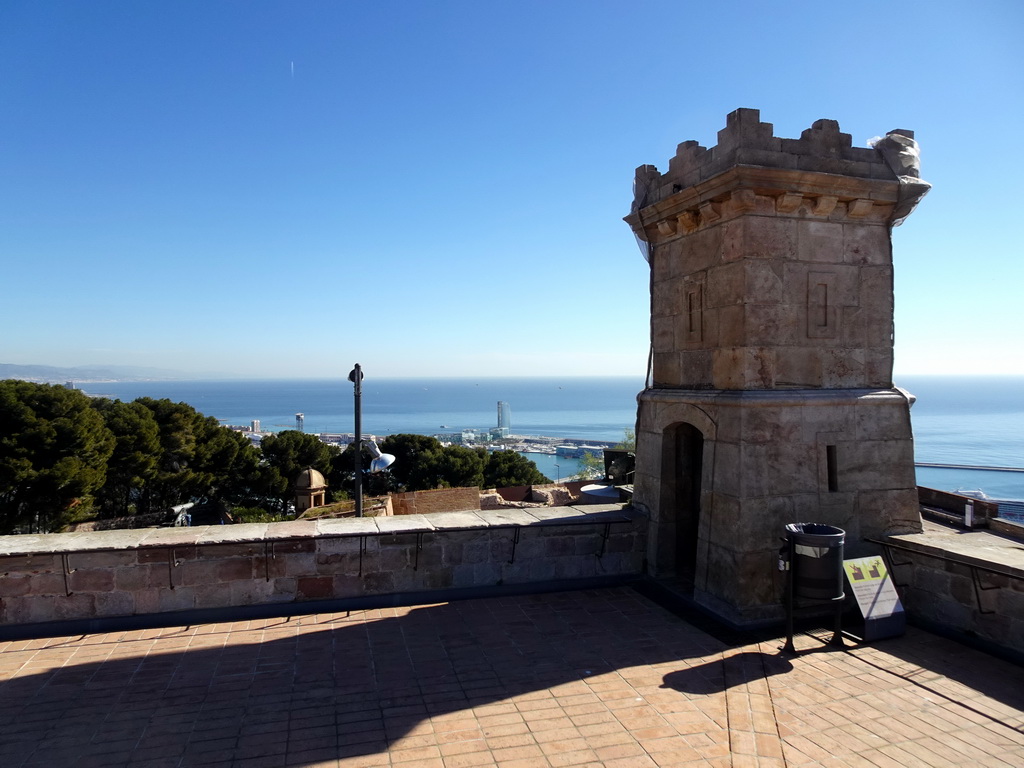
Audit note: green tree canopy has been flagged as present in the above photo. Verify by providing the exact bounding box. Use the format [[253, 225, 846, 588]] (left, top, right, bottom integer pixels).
[[0, 381, 115, 532], [91, 396, 266, 518], [1, 384, 288, 531], [226, 434, 273, 505], [91, 398, 161, 517], [260, 430, 339, 504], [575, 450, 605, 481], [193, 421, 264, 506], [483, 450, 550, 489], [372, 436, 547, 492], [431, 444, 486, 489], [330, 442, 400, 499], [378, 434, 443, 491], [373, 435, 492, 492], [132, 397, 215, 513]]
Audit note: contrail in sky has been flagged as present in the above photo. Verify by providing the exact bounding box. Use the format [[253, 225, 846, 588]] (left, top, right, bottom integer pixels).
[[290, 61, 294, 78]]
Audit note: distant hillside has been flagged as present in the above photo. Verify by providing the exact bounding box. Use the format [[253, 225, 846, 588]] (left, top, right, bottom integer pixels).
[[0, 363, 186, 382]]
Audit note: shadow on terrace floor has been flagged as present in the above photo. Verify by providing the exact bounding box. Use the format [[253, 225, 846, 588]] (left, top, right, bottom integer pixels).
[[1, 586, 1023, 767]]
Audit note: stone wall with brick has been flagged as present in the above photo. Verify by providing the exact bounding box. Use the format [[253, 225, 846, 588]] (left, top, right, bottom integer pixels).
[[0, 505, 645, 631], [390, 487, 481, 516]]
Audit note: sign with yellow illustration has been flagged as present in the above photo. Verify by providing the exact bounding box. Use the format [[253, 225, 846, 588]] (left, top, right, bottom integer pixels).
[[844, 557, 887, 584], [844, 556, 905, 640]]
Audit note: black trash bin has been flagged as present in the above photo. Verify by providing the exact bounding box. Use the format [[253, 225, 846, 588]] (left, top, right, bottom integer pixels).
[[785, 522, 845, 600], [782, 522, 846, 653]]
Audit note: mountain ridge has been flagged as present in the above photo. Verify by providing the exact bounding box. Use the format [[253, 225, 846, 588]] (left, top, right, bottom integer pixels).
[[0, 363, 188, 382]]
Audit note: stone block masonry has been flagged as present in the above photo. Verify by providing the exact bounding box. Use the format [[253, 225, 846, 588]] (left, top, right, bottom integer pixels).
[[0, 505, 646, 632], [390, 486, 481, 516], [880, 524, 1024, 659], [627, 109, 913, 391], [625, 109, 926, 627]]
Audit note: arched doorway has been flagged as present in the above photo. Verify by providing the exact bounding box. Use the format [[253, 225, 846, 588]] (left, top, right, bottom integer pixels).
[[661, 422, 704, 590]]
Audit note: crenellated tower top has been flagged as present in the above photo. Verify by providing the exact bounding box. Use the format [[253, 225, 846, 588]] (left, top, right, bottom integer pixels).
[[625, 108, 929, 391], [627, 108, 927, 249]]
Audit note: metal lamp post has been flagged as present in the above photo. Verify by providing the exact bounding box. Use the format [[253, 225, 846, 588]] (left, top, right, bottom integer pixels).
[[349, 364, 364, 516], [348, 364, 395, 517]]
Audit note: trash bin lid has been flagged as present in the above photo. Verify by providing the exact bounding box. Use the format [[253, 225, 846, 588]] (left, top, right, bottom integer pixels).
[[785, 522, 844, 544]]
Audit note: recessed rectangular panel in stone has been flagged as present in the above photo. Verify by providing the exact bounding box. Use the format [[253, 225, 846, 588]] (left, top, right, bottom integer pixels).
[[686, 285, 703, 343], [807, 271, 838, 338]]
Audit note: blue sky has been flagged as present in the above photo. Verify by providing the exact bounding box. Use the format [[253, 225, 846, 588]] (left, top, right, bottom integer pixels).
[[2, 1, 1022, 379]]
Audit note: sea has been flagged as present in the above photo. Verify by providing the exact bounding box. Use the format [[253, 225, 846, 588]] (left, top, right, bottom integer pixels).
[[75, 375, 1024, 502]]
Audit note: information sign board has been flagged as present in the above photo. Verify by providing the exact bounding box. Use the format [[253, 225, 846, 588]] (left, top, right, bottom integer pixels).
[[843, 556, 906, 640]]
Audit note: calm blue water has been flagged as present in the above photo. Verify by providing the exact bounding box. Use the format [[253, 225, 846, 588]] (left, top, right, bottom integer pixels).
[[523, 453, 587, 483], [79, 377, 642, 442], [77, 375, 1023, 499], [897, 375, 1024, 501]]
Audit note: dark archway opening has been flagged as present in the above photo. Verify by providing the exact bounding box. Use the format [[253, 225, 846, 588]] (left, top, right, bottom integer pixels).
[[659, 422, 704, 594]]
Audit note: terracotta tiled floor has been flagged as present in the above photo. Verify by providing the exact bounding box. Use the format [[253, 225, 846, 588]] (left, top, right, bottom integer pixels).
[[1, 587, 1022, 767]]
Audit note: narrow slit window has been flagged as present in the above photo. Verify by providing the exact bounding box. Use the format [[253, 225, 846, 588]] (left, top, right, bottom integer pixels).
[[826, 445, 838, 492]]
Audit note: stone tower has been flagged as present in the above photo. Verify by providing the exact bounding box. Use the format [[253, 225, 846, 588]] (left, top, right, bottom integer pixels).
[[624, 109, 928, 626]]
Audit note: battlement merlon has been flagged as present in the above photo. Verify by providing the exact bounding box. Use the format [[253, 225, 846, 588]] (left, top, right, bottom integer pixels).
[[625, 108, 929, 241]]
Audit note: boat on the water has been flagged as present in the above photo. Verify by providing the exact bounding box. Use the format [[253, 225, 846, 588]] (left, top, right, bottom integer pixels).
[[955, 488, 989, 500]]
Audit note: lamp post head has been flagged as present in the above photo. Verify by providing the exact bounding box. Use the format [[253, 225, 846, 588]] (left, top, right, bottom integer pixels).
[[364, 439, 396, 473]]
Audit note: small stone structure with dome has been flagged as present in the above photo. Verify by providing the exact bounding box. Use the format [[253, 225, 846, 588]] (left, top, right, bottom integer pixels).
[[294, 467, 327, 513]]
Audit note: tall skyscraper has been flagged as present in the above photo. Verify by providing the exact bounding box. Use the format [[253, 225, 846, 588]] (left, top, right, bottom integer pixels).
[[497, 401, 511, 437]]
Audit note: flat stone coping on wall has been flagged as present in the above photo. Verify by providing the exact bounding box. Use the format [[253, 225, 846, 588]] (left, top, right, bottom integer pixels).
[[0, 504, 635, 557], [882, 519, 1024, 579], [640, 387, 914, 407]]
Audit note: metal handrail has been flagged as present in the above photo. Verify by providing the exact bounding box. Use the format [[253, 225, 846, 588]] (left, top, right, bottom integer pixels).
[[863, 537, 1023, 581], [865, 536, 1022, 615]]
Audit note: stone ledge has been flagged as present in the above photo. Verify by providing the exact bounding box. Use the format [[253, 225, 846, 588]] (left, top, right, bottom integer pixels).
[[0, 504, 636, 557], [991, 516, 1024, 541], [883, 521, 1024, 580], [626, 164, 900, 245], [639, 387, 913, 407], [881, 521, 1024, 657]]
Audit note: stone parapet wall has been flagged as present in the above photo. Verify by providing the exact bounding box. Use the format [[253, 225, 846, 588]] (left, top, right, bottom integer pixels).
[[882, 527, 1024, 657], [990, 517, 1024, 539], [0, 505, 645, 631]]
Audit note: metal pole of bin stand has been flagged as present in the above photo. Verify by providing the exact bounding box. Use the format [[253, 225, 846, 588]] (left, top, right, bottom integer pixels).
[[784, 540, 796, 654]]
